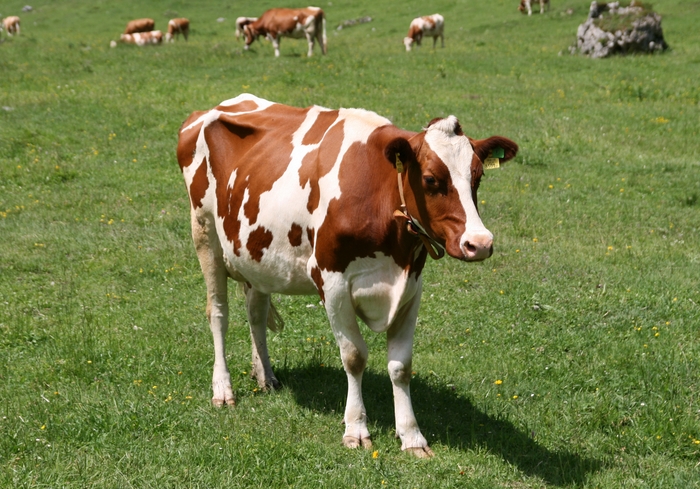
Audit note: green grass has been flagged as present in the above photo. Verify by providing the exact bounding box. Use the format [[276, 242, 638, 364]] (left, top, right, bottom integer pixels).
[[1, 0, 699, 487]]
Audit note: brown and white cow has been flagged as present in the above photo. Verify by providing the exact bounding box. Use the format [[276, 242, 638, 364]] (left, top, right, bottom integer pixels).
[[518, 0, 550, 15], [243, 7, 327, 57], [123, 18, 155, 35], [166, 18, 189, 42], [119, 30, 163, 46], [177, 93, 518, 457], [404, 14, 444, 52], [2, 16, 21, 36], [235, 16, 258, 40]]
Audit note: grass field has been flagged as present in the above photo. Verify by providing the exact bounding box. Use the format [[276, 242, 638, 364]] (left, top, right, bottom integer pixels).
[[1, 0, 699, 487]]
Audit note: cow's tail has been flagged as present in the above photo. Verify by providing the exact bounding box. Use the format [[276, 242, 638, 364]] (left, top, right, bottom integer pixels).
[[318, 11, 327, 55], [240, 282, 285, 332], [267, 301, 284, 333]]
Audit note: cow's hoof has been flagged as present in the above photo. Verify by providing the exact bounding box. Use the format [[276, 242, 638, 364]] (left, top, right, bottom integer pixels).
[[251, 373, 281, 391], [265, 377, 281, 391], [404, 446, 435, 458], [343, 436, 373, 449], [212, 396, 236, 407]]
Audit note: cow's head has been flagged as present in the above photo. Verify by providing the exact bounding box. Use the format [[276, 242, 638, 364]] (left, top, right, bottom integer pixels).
[[243, 24, 261, 46], [385, 117, 518, 261]]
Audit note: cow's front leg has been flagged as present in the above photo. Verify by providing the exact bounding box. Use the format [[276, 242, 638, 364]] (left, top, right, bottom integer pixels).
[[191, 210, 235, 407], [244, 285, 280, 390], [325, 292, 372, 449], [271, 36, 281, 57], [387, 291, 433, 458]]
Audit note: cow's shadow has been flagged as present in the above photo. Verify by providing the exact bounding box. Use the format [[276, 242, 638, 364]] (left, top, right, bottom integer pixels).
[[276, 364, 601, 487]]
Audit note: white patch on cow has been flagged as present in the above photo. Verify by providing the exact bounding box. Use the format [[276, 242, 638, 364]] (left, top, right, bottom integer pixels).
[[329, 254, 420, 333], [423, 117, 493, 247], [181, 94, 273, 144], [219, 93, 275, 110]]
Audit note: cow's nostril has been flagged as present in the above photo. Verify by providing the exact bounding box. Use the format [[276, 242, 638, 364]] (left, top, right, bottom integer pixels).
[[461, 235, 493, 261]]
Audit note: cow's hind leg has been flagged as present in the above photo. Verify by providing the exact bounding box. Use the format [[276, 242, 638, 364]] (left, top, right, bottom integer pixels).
[[244, 284, 280, 390], [191, 210, 235, 407]]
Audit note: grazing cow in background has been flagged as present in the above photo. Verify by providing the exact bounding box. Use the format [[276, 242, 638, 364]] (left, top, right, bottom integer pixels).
[[518, 0, 550, 15], [2, 16, 21, 36], [404, 14, 444, 52], [235, 16, 258, 39], [119, 30, 163, 46], [243, 7, 327, 57], [176, 93, 518, 457], [166, 18, 189, 42], [123, 18, 155, 34]]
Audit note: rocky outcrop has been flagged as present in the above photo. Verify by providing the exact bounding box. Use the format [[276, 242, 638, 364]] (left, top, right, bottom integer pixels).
[[572, 1, 668, 58]]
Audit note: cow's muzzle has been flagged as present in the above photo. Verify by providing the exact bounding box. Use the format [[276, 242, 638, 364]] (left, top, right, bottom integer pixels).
[[461, 233, 493, 261]]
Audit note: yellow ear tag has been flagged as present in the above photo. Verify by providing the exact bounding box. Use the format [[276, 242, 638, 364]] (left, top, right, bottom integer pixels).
[[483, 157, 500, 170], [395, 153, 404, 173], [484, 148, 503, 170]]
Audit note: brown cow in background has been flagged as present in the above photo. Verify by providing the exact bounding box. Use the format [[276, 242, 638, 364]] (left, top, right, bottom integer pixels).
[[243, 7, 327, 57], [2, 16, 21, 36], [124, 18, 155, 34], [166, 18, 189, 42]]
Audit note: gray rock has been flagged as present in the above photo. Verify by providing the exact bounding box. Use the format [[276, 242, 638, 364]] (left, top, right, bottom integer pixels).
[[573, 1, 668, 58]]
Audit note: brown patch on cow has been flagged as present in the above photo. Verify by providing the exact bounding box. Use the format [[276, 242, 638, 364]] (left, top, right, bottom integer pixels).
[[314, 125, 428, 278], [189, 157, 210, 209], [247, 226, 273, 262], [219, 99, 259, 114], [176, 111, 206, 169], [302, 110, 339, 145], [177, 111, 211, 209], [288, 223, 303, 247], [310, 266, 325, 302], [407, 23, 422, 41], [200, 104, 306, 254], [299, 118, 345, 213], [124, 18, 154, 34]]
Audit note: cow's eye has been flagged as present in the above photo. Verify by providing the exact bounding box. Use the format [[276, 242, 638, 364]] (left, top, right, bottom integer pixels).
[[423, 175, 437, 187]]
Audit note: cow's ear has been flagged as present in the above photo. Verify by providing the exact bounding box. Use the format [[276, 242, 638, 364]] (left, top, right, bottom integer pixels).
[[470, 136, 519, 164], [384, 137, 416, 173]]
